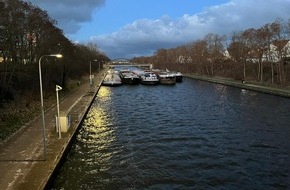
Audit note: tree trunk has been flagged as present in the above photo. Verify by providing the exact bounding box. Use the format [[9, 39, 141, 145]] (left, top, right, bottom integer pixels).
[[271, 62, 274, 84], [276, 64, 280, 84], [211, 62, 214, 76], [260, 61, 263, 83], [243, 60, 246, 80], [257, 62, 260, 81]]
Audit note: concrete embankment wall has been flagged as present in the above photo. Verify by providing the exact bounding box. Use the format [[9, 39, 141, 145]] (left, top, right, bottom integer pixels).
[[185, 74, 290, 98]]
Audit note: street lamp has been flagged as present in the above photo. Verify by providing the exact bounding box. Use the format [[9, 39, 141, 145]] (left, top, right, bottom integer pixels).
[[90, 59, 97, 89], [56, 85, 62, 139], [89, 61, 92, 87], [38, 54, 62, 160]]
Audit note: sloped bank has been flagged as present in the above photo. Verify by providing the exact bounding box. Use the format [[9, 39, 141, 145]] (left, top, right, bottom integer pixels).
[[185, 74, 290, 98]]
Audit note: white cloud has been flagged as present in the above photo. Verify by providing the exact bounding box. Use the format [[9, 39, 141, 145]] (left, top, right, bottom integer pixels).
[[25, 0, 290, 59], [91, 0, 290, 59]]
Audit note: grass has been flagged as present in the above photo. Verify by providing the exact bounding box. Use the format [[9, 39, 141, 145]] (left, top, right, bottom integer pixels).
[[0, 115, 23, 141], [0, 78, 85, 143], [0, 102, 39, 142]]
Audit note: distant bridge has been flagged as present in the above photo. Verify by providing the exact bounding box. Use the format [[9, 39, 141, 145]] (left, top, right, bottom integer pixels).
[[108, 58, 152, 69]]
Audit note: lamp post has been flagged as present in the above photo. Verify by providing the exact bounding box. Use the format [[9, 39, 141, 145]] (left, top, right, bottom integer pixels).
[[89, 61, 92, 87], [39, 54, 62, 160], [90, 59, 97, 90], [56, 85, 62, 139]]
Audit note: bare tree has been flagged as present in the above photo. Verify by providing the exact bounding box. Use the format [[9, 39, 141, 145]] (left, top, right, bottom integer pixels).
[[228, 31, 248, 79], [203, 33, 225, 76]]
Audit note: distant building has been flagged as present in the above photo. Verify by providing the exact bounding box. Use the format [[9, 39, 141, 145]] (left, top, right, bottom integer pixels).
[[264, 40, 290, 63], [223, 49, 231, 60], [177, 55, 192, 64]]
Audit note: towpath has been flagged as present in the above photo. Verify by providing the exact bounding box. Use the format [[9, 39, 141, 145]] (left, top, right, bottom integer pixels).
[[0, 69, 107, 190]]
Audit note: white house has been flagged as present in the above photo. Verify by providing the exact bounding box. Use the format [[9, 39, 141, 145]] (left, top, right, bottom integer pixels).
[[263, 40, 290, 63], [223, 49, 231, 60], [177, 55, 192, 64]]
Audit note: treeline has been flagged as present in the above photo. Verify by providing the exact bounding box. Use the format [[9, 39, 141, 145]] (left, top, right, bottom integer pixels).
[[0, 0, 109, 105], [132, 18, 290, 86]]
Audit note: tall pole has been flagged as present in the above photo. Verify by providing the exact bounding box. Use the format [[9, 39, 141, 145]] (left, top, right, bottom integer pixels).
[[38, 55, 47, 160], [38, 54, 62, 160], [90, 61, 92, 87], [56, 85, 62, 139], [90, 61, 92, 78]]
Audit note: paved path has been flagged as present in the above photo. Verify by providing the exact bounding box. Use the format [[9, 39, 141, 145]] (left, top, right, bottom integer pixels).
[[0, 69, 107, 190]]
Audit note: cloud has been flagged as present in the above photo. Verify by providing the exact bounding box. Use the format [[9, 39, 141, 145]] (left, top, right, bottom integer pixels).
[[26, 0, 105, 34], [25, 0, 290, 59], [91, 0, 290, 59]]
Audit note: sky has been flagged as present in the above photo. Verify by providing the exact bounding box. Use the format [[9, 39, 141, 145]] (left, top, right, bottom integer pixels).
[[26, 0, 290, 59]]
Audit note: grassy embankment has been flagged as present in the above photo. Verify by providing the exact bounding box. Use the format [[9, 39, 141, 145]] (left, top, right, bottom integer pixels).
[[185, 74, 290, 98], [0, 78, 84, 143]]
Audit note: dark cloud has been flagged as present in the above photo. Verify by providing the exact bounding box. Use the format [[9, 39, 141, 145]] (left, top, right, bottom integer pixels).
[[25, 0, 105, 34]]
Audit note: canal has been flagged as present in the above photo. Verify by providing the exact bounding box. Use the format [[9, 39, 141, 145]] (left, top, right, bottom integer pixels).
[[51, 78, 290, 189]]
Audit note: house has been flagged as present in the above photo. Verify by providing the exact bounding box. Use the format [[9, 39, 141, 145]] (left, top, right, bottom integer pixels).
[[223, 49, 231, 60], [263, 40, 290, 63], [177, 55, 192, 64]]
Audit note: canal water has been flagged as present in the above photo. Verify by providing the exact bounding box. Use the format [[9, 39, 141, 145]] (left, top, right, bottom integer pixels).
[[51, 78, 290, 190]]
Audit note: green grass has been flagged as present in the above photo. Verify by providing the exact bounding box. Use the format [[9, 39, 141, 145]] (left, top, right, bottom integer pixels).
[[0, 115, 24, 142], [0, 88, 72, 143]]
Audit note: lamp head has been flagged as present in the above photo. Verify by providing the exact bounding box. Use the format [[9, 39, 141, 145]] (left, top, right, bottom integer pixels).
[[55, 54, 63, 58], [56, 85, 62, 91], [50, 54, 63, 58]]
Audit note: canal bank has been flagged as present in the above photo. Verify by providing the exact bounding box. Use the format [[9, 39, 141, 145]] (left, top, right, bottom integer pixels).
[[0, 69, 107, 190], [185, 74, 290, 98]]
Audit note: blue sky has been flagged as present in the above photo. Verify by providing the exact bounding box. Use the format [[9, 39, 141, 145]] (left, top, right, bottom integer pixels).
[[26, 0, 290, 59], [71, 0, 229, 40]]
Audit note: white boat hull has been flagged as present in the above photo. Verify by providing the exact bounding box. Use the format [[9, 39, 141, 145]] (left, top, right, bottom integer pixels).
[[140, 72, 159, 85]]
